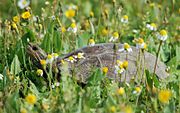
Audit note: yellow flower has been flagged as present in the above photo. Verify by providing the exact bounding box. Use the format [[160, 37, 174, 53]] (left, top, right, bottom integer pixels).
[[101, 28, 108, 36], [65, 9, 75, 18], [90, 11, 94, 17], [117, 87, 125, 95], [77, 52, 85, 59], [123, 15, 128, 20], [66, 56, 77, 63], [71, 23, 76, 28], [84, 20, 90, 29], [121, 15, 128, 23], [67, 22, 77, 33], [146, 23, 157, 31], [113, 32, 119, 38], [36, 69, 43, 76], [150, 23, 157, 29], [61, 26, 66, 33], [124, 43, 130, 49], [123, 106, 133, 113], [136, 87, 141, 93], [150, 3, 155, 7], [20, 108, 27, 113], [89, 38, 95, 46], [47, 54, 53, 59], [143, 43, 147, 50], [102, 67, 108, 74], [104, 9, 109, 16], [160, 30, 167, 36], [157, 29, 168, 41], [109, 32, 119, 42], [53, 53, 59, 59], [158, 89, 171, 104], [25, 94, 37, 105], [61, 60, 65, 64], [122, 61, 128, 69], [137, 38, 144, 44], [110, 106, 116, 113], [11, 22, 18, 29], [13, 16, 20, 23], [40, 59, 46, 66], [21, 11, 31, 19]]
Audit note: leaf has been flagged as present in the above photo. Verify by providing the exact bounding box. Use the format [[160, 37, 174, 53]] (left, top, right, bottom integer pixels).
[[145, 70, 153, 89], [152, 73, 159, 87], [10, 55, 21, 75], [176, 45, 180, 62]]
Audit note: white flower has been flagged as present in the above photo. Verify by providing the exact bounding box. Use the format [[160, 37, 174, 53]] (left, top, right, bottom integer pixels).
[[135, 38, 147, 49], [65, 56, 77, 63], [46, 54, 54, 64], [74, 52, 85, 59], [0, 74, 3, 80], [109, 32, 119, 42], [157, 30, 168, 41], [121, 15, 128, 23], [67, 23, 77, 33], [114, 60, 125, 74], [52, 82, 60, 89], [36, 69, 43, 77], [52, 53, 59, 59], [17, 0, 30, 9], [114, 65, 125, 74], [118, 43, 132, 53], [146, 23, 157, 31], [89, 39, 95, 46]]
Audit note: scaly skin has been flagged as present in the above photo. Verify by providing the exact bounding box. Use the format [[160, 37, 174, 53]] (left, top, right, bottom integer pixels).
[[27, 43, 169, 83]]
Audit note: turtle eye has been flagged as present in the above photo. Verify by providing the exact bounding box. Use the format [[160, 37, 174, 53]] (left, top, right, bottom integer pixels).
[[32, 46, 38, 51]]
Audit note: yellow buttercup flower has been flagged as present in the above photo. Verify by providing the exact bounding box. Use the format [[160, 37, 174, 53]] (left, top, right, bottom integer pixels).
[[61, 26, 66, 33], [11, 22, 18, 29], [110, 106, 116, 113], [20, 108, 27, 113], [47, 54, 53, 59], [13, 16, 20, 23], [21, 11, 31, 19], [65, 9, 75, 18], [124, 43, 130, 49], [40, 59, 46, 66], [122, 61, 128, 69], [158, 89, 171, 104], [117, 87, 125, 95], [25, 94, 37, 105], [123, 106, 133, 113], [101, 28, 108, 36], [102, 67, 108, 74], [90, 11, 94, 17], [135, 87, 141, 93]]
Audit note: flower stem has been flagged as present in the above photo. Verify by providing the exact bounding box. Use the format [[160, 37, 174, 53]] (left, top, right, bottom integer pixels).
[[153, 41, 163, 74]]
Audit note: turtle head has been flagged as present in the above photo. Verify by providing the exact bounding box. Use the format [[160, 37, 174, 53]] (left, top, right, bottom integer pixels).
[[27, 43, 47, 67]]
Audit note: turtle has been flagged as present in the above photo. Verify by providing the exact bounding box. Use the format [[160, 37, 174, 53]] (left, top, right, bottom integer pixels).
[[27, 43, 169, 83]]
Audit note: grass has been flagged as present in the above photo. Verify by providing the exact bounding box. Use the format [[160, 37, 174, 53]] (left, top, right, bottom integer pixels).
[[0, 0, 179, 113]]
